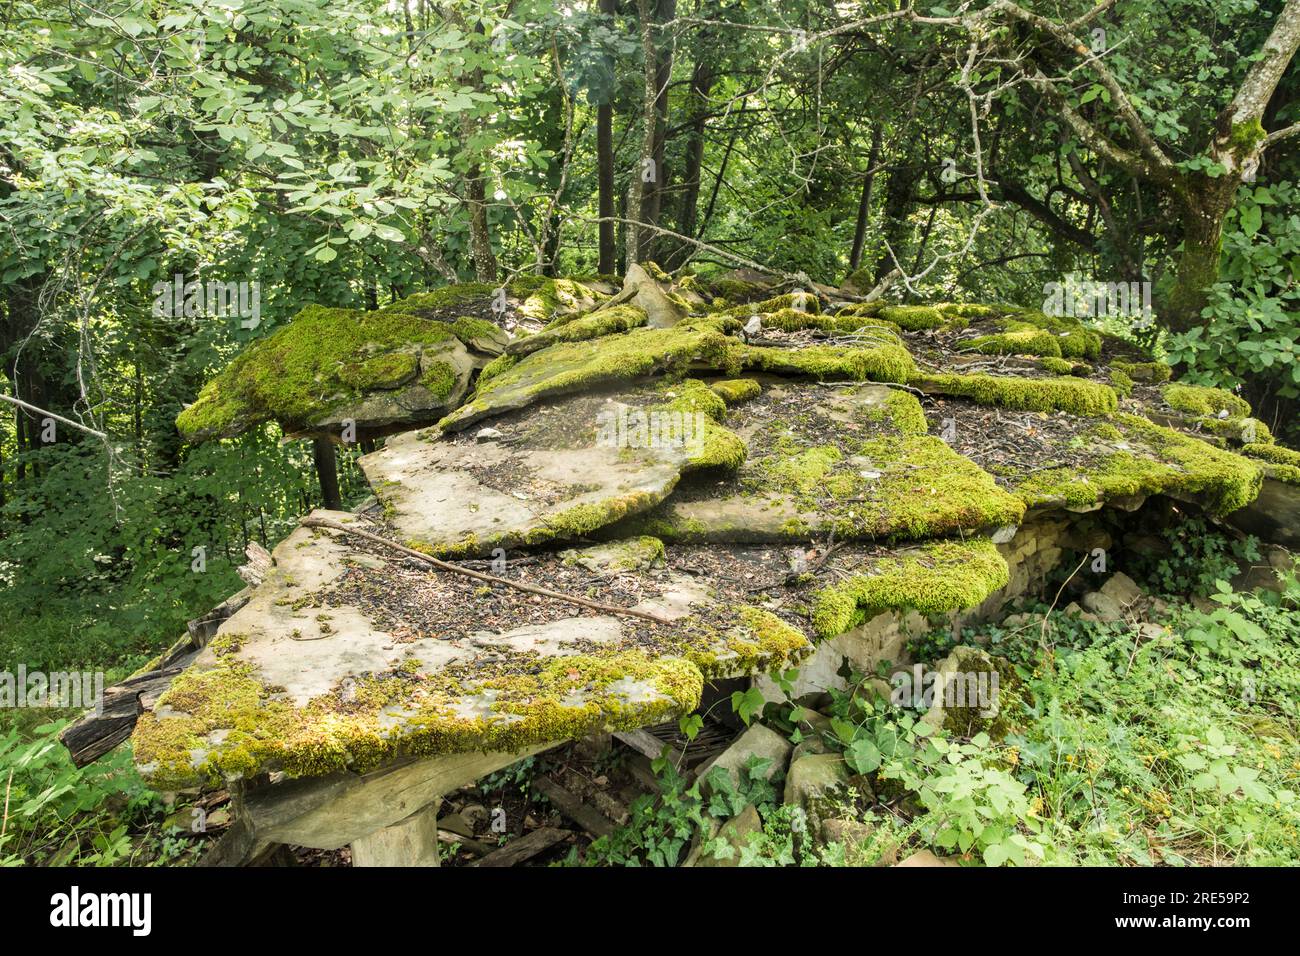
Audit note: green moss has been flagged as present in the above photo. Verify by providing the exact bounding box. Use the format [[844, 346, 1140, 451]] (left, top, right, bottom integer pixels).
[[939, 302, 1002, 319], [177, 306, 463, 440], [1010, 311, 1101, 359], [911, 372, 1118, 416], [739, 341, 914, 384], [1015, 414, 1263, 515], [338, 351, 419, 390], [1109, 369, 1134, 398], [448, 316, 505, 348], [1163, 383, 1251, 419], [1112, 360, 1171, 384], [531, 304, 647, 344], [716, 293, 822, 318], [381, 283, 496, 316], [967, 327, 1063, 358], [1039, 356, 1081, 376], [1242, 443, 1300, 484], [809, 538, 1009, 639], [439, 319, 742, 432], [752, 433, 1026, 541], [476, 353, 518, 387], [649, 379, 748, 470], [1229, 118, 1266, 157], [709, 378, 762, 404], [874, 388, 929, 436], [681, 606, 812, 679], [879, 305, 951, 331], [514, 277, 604, 323]]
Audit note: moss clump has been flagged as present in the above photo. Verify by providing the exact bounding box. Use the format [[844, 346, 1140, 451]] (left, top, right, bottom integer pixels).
[[753, 433, 1026, 541], [439, 320, 742, 432], [561, 536, 666, 573], [1112, 360, 1171, 384], [476, 353, 518, 387], [911, 372, 1118, 416], [1163, 383, 1251, 419], [869, 388, 929, 436], [879, 305, 951, 331], [338, 351, 419, 390], [836, 301, 885, 318], [1109, 369, 1134, 398], [1039, 356, 1083, 376], [514, 277, 605, 323], [528, 304, 647, 345], [987, 311, 1100, 359], [967, 327, 1064, 358], [923, 646, 1025, 740], [177, 306, 465, 440], [381, 283, 496, 316], [1015, 414, 1263, 515], [1242, 443, 1300, 484], [709, 378, 762, 405], [716, 293, 821, 318], [649, 379, 748, 471], [680, 606, 812, 679], [757, 308, 901, 336], [739, 341, 914, 384], [809, 539, 1009, 639], [939, 303, 1002, 319]]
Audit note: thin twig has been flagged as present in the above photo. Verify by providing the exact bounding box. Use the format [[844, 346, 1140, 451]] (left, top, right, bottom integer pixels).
[[301, 516, 673, 626]]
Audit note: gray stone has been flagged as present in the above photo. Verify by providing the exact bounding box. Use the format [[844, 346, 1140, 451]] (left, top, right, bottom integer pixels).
[[1081, 590, 1124, 622], [697, 723, 792, 791], [1100, 571, 1143, 607], [895, 848, 960, 868], [697, 805, 763, 867], [783, 754, 850, 833]]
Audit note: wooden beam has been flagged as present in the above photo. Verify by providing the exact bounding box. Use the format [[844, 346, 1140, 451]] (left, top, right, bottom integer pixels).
[[470, 827, 568, 867], [351, 800, 442, 867]]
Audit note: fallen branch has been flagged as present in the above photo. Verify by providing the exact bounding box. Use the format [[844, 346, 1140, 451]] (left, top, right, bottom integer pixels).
[[301, 516, 674, 626], [0, 393, 107, 440]]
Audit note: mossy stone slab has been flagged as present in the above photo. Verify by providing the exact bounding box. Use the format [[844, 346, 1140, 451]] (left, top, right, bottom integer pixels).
[[611, 382, 1025, 544], [364, 384, 743, 558], [130, 515, 814, 790]]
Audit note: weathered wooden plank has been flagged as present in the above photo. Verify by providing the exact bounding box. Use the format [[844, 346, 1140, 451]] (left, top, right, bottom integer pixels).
[[245, 743, 558, 850], [351, 800, 441, 867], [470, 827, 568, 867], [532, 775, 617, 838], [615, 728, 683, 765]]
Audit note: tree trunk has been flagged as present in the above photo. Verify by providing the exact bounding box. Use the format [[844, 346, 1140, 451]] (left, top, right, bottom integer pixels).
[[312, 438, 343, 511], [1164, 182, 1235, 332], [627, 0, 659, 265], [672, 53, 715, 265], [848, 125, 884, 273], [597, 0, 618, 275], [873, 161, 921, 283], [641, 0, 677, 260]]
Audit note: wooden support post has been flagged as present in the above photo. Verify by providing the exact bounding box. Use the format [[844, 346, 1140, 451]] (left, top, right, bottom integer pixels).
[[312, 437, 342, 511], [351, 799, 442, 867]]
